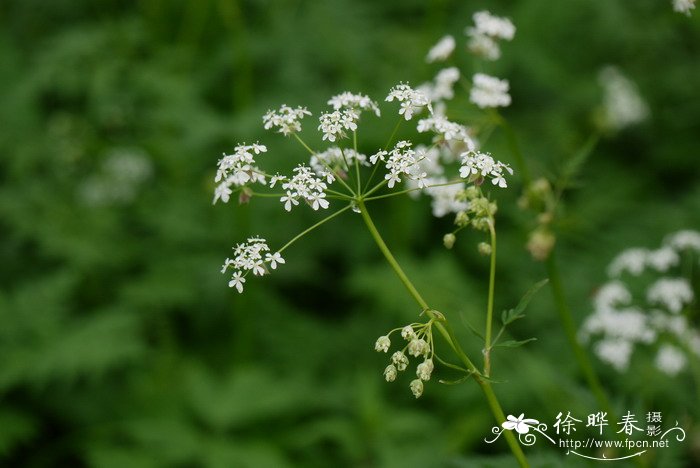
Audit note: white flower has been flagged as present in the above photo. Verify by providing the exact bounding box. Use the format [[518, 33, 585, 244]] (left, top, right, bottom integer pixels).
[[418, 67, 461, 103], [328, 92, 381, 117], [222, 237, 279, 293], [384, 364, 398, 382], [228, 271, 246, 293], [309, 147, 368, 175], [408, 338, 428, 357], [465, 11, 515, 61], [665, 230, 700, 251], [502, 414, 540, 434], [469, 11, 516, 41], [269, 174, 286, 188], [598, 66, 648, 131], [279, 164, 330, 212], [409, 379, 424, 398], [672, 0, 696, 15], [417, 114, 474, 147], [265, 252, 285, 269], [646, 247, 680, 272], [593, 281, 632, 311], [470, 73, 511, 109], [607, 248, 649, 277], [459, 151, 513, 187], [262, 104, 311, 135], [467, 33, 501, 61], [647, 278, 694, 313], [318, 109, 359, 142], [594, 339, 633, 371], [416, 359, 434, 381], [213, 143, 268, 204], [655, 345, 687, 375], [392, 351, 409, 371], [426, 35, 455, 63], [401, 325, 416, 340], [375, 335, 391, 353], [372, 141, 429, 190], [386, 83, 432, 120]]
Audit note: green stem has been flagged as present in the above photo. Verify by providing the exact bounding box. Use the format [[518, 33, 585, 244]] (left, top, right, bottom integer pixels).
[[277, 204, 351, 254], [357, 200, 528, 468], [484, 219, 497, 376], [364, 178, 465, 201], [545, 254, 612, 414], [490, 110, 531, 187]]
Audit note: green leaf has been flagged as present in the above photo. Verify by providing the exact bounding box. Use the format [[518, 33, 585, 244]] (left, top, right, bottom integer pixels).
[[494, 338, 537, 348], [501, 279, 548, 325], [460, 313, 485, 341]]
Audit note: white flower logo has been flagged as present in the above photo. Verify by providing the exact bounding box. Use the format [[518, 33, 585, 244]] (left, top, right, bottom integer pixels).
[[502, 414, 539, 434]]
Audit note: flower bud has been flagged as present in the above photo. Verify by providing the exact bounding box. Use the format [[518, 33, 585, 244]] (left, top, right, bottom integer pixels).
[[374, 335, 391, 353], [478, 242, 492, 256], [384, 364, 398, 382], [443, 233, 456, 249], [416, 359, 434, 381], [410, 379, 424, 398], [527, 229, 556, 261]]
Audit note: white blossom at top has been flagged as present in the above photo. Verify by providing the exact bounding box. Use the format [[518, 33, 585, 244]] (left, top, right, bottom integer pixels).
[[598, 66, 649, 131], [426, 35, 456, 63], [263, 105, 312, 135], [607, 248, 650, 277], [665, 230, 700, 251], [328, 92, 381, 117], [655, 345, 687, 375], [221, 237, 283, 293], [385, 83, 432, 120], [465, 10, 515, 61], [459, 151, 513, 188], [647, 278, 694, 313], [279, 164, 330, 211], [213, 143, 268, 204], [673, 0, 696, 15], [470, 73, 511, 109], [318, 109, 360, 142], [469, 11, 516, 40]]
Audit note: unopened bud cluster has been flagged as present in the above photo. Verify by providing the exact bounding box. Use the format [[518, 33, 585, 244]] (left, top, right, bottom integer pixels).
[[374, 322, 436, 398]]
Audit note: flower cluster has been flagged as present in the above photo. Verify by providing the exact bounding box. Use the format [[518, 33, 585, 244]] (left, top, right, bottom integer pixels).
[[371, 140, 427, 189], [213, 143, 268, 204], [385, 83, 432, 120], [673, 0, 696, 15], [328, 92, 381, 117], [426, 35, 456, 63], [375, 322, 436, 398], [470, 73, 511, 109], [597, 66, 648, 132], [465, 10, 516, 61], [581, 230, 700, 375], [309, 147, 368, 177], [417, 114, 475, 147], [318, 109, 360, 142], [263, 105, 312, 135], [459, 151, 513, 188], [418, 67, 461, 103], [277, 164, 330, 211], [221, 237, 285, 293]]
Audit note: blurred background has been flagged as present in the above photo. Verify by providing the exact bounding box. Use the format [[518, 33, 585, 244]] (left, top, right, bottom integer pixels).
[[0, 0, 699, 466]]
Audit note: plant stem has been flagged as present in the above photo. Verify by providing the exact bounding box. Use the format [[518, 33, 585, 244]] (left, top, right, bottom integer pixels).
[[357, 200, 529, 468], [484, 220, 497, 376], [277, 204, 352, 254], [545, 254, 612, 414]]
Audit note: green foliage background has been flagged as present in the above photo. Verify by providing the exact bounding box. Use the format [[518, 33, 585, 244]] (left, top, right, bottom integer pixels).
[[0, 0, 698, 466]]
